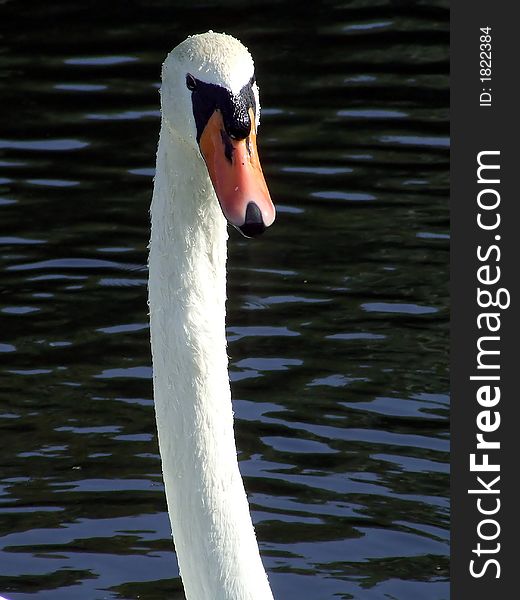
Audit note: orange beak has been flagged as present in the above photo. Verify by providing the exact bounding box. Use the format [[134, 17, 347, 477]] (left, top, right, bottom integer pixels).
[[199, 108, 275, 237]]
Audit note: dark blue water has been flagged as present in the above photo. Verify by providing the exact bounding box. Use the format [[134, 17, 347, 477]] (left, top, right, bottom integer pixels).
[[0, 1, 449, 598]]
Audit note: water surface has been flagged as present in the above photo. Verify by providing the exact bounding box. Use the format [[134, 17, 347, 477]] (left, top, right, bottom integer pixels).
[[1, 1, 449, 598]]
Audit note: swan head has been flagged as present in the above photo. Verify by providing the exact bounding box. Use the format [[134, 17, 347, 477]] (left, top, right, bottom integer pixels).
[[160, 32, 275, 237]]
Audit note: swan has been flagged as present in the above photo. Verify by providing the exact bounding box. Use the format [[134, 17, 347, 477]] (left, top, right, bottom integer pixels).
[[148, 32, 276, 600]]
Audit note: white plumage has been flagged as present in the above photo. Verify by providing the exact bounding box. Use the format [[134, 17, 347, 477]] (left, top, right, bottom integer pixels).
[[148, 32, 275, 600]]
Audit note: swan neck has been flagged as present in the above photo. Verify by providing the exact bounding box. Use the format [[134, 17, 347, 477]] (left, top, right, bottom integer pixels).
[[148, 125, 273, 600]]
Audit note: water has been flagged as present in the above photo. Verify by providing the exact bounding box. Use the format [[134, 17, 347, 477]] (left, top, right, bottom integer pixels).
[[0, 1, 449, 598]]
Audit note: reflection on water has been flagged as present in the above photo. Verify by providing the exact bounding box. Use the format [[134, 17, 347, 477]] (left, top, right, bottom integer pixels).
[[1, 1, 449, 599]]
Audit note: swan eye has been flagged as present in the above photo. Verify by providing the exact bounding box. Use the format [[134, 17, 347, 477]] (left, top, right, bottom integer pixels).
[[186, 74, 197, 91], [189, 75, 256, 143]]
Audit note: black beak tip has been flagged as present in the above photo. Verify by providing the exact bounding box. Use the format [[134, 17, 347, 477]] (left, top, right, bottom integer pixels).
[[237, 202, 267, 238]]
